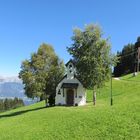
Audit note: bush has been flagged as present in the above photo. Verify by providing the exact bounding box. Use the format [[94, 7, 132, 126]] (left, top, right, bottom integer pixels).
[[48, 94, 55, 106]]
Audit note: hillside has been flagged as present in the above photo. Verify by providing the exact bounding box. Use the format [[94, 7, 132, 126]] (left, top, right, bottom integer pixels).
[[0, 73, 139, 140]]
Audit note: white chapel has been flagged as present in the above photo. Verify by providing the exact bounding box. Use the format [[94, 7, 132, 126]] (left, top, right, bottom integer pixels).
[[55, 60, 86, 106]]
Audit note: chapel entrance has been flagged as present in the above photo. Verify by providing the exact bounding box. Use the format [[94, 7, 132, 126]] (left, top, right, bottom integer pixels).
[[66, 89, 74, 106]]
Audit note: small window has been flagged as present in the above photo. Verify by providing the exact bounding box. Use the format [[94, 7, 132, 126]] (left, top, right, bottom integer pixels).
[[69, 70, 72, 73], [69, 64, 72, 68], [58, 89, 61, 95], [79, 96, 82, 98]]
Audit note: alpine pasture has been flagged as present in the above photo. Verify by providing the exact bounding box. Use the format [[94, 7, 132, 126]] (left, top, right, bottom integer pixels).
[[0, 73, 140, 140]]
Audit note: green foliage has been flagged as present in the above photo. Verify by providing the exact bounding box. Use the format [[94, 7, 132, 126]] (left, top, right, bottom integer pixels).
[[114, 43, 136, 77], [19, 43, 65, 105], [67, 24, 113, 89], [48, 94, 55, 106], [137, 36, 140, 42], [0, 97, 24, 112], [0, 99, 4, 111], [0, 74, 140, 139]]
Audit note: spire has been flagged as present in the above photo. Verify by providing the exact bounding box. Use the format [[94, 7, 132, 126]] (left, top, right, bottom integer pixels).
[[65, 60, 75, 79]]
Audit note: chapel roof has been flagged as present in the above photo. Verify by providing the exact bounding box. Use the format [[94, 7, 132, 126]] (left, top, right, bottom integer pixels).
[[65, 59, 75, 67], [61, 83, 79, 88]]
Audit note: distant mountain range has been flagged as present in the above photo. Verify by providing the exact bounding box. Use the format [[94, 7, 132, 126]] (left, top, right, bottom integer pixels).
[[0, 76, 22, 83], [0, 76, 37, 105]]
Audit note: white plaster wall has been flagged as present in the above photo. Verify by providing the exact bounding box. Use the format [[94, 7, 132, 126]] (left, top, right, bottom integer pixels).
[[74, 86, 86, 106], [55, 87, 66, 105]]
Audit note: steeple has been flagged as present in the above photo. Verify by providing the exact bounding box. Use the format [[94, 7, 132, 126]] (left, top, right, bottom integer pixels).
[[65, 60, 75, 79]]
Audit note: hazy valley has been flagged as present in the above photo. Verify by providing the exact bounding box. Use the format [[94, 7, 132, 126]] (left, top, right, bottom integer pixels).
[[0, 76, 36, 105]]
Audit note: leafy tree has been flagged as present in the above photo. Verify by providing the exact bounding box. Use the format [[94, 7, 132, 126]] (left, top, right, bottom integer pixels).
[[114, 43, 136, 77], [67, 24, 114, 105], [0, 99, 4, 111], [136, 36, 140, 42], [19, 43, 64, 106], [4, 98, 11, 110], [13, 97, 24, 108], [0, 98, 24, 111]]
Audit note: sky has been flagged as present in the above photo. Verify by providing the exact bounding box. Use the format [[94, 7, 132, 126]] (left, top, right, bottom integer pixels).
[[0, 0, 140, 76]]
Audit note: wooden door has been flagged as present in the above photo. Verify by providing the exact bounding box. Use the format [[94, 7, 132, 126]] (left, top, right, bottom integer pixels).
[[66, 89, 74, 106]]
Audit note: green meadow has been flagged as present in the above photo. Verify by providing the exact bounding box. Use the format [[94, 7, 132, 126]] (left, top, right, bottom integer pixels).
[[0, 73, 140, 140]]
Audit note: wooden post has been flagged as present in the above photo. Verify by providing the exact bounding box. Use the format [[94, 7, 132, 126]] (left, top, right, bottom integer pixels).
[[93, 86, 96, 106], [93, 91, 96, 106], [110, 71, 113, 106]]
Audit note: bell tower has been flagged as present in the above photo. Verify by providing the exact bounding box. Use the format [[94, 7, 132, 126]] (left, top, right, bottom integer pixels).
[[66, 60, 76, 79]]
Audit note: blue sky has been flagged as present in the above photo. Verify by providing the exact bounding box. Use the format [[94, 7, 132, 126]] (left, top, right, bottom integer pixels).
[[0, 0, 140, 76]]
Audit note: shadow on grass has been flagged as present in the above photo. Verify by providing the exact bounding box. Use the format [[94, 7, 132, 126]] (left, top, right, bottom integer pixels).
[[86, 100, 92, 103], [0, 106, 47, 119]]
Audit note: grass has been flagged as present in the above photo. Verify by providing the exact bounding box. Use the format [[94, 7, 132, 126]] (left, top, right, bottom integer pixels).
[[0, 73, 140, 140]]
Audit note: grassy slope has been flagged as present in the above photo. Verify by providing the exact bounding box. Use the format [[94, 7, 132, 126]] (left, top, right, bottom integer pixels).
[[0, 74, 140, 140]]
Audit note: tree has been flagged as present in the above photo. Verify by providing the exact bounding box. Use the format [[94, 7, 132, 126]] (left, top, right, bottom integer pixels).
[[137, 36, 140, 42], [4, 98, 11, 110], [67, 24, 113, 105], [0, 98, 24, 111], [19, 43, 64, 106], [0, 99, 4, 111], [114, 43, 136, 77]]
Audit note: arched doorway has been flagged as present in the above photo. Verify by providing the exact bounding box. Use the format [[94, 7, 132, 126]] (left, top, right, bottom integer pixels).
[[66, 89, 74, 106]]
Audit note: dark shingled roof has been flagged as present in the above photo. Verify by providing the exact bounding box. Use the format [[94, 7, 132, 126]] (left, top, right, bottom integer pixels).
[[57, 75, 67, 85], [61, 83, 79, 88], [65, 59, 75, 67]]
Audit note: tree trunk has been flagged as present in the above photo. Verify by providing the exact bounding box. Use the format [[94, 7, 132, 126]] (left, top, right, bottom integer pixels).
[[45, 97, 48, 107], [93, 88, 96, 106]]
